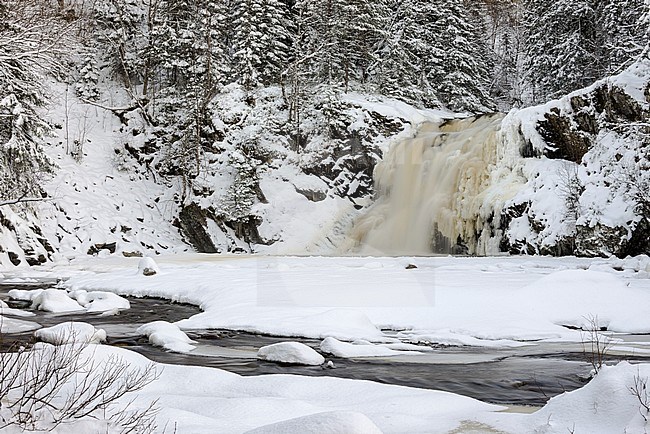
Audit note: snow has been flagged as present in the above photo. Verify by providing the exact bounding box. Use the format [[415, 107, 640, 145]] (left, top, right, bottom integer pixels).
[[138, 256, 160, 276], [31, 288, 85, 313], [7, 288, 43, 301], [0, 315, 41, 333], [137, 321, 196, 353], [0, 299, 36, 318], [34, 322, 106, 345], [257, 342, 325, 366], [39, 342, 650, 434], [9, 287, 129, 314], [5, 255, 650, 432], [87, 344, 502, 434], [320, 337, 423, 358], [60, 255, 650, 347], [69, 289, 130, 312], [485, 362, 650, 434], [245, 411, 383, 434]]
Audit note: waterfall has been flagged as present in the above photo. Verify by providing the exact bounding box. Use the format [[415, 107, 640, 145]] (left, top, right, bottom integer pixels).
[[348, 113, 521, 256]]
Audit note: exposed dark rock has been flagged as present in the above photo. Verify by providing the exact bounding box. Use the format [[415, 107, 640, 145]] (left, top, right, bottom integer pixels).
[[537, 83, 648, 164], [405, 263, 418, 269], [122, 251, 143, 257], [142, 267, 157, 276], [226, 215, 266, 246], [87, 242, 117, 256], [538, 108, 591, 163], [574, 224, 628, 257], [8, 252, 20, 266], [177, 203, 219, 253]]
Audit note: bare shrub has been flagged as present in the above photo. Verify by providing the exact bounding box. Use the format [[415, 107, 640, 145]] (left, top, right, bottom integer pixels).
[[630, 372, 650, 423], [580, 314, 613, 375], [0, 326, 160, 432]]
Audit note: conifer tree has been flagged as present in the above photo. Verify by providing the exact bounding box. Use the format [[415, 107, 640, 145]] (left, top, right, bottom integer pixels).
[[598, 0, 648, 73], [429, 0, 494, 112], [231, 0, 291, 88], [523, 0, 600, 102]]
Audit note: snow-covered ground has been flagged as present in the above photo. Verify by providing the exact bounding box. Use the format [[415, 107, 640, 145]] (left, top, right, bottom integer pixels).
[[2, 254, 650, 433], [50, 254, 650, 346]]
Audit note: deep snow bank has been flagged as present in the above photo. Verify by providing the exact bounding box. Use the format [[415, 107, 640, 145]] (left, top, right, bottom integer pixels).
[[62, 255, 650, 344]]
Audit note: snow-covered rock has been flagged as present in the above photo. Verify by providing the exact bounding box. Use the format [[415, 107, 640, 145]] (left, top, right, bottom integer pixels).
[[0, 316, 41, 333], [257, 342, 325, 366], [245, 411, 383, 434], [137, 321, 196, 353], [69, 289, 130, 313], [31, 289, 84, 313], [320, 337, 419, 358], [8, 288, 43, 301], [35, 322, 106, 345], [138, 256, 160, 276]]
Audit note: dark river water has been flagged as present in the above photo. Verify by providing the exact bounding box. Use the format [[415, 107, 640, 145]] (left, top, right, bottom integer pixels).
[[2, 280, 646, 406]]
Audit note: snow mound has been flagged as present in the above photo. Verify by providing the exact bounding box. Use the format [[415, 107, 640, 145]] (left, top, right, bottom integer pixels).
[[137, 321, 196, 353], [8, 288, 43, 301], [0, 299, 35, 318], [69, 289, 130, 313], [257, 342, 325, 366], [516, 269, 650, 332], [245, 411, 383, 434], [0, 316, 41, 333], [31, 289, 85, 313], [138, 257, 160, 276], [320, 337, 421, 358], [35, 322, 106, 345], [488, 362, 650, 434]]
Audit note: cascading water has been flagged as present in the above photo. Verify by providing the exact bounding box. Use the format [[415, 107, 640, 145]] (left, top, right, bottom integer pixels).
[[348, 113, 523, 256]]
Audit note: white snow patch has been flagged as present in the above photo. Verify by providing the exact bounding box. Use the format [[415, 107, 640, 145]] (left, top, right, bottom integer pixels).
[[62, 255, 650, 344], [69, 289, 130, 313], [320, 337, 422, 358], [245, 411, 383, 434], [34, 322, 106, 345], [257, 342, 325, 366], [0, 316, 41, 333], [31, 289, 85, 313], [137, 321, 196, 353]]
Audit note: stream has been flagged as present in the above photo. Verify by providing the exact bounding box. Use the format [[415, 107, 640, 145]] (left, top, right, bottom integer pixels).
[[2, 280, 648, 406]]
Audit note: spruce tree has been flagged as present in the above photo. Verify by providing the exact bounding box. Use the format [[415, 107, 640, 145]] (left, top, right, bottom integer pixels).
[[429, 0, 494, 112], [598, 0, 648, 73], [523, 0, 600, 102], [231, 0, 291, 88]]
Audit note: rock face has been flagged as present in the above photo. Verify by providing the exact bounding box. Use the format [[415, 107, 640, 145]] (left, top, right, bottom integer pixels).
[[500, 59, 650, 258], [0, 206, 52, 268], [177, 203, 219, 253], [538, 83, 648, 164]]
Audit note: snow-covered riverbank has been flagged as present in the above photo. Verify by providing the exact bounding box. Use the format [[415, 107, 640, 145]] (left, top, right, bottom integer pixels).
[[3, 254, 650, 433], [50, 254, 650, 346]]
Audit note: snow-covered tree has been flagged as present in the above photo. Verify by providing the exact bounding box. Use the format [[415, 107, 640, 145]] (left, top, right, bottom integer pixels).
[[429, 0, 494, 112], [597, 0, 649, 73], [523, 0, 601, 102], [372, 0, 493, 112], [231, 0, 291, 88], [297, 0, 387, 91], [0, 3, 71, 201], [371, 0, 439, 107]]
